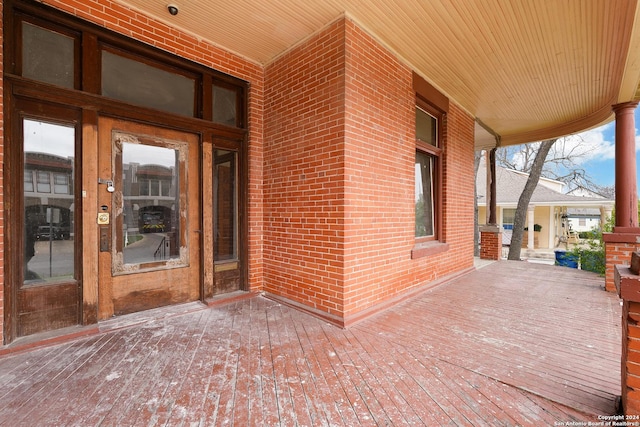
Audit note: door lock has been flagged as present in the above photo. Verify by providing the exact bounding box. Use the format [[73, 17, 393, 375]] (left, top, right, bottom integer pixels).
[[97, 212, 110, 225], [98, 178, 115, 193]]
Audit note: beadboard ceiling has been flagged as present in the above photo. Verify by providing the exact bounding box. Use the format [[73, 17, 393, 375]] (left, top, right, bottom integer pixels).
[[116, 0, 640, 149]]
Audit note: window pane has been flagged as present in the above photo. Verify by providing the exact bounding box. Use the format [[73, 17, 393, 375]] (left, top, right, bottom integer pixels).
[[415, 151, 434, 237], [37, 171, 51, 193], [54, 173, 70, 194], [150, 180, 160, 196], [215, 150, 237, 261], [502, 208, 516, 229], [416, 107, 437, 146], [22, 22, 75, 89], [24, 171, 34, 192], [102, 50, 195, 117], [24, 119, 75, 284], [212, 85, 237, 126], [121, 143, 180, 265]]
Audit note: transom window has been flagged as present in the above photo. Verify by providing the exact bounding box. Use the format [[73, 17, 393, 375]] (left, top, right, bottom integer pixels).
[[16, 17, 246, 128]]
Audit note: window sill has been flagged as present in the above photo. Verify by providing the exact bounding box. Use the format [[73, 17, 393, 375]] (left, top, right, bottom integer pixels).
[[411, 241, 449, 259]]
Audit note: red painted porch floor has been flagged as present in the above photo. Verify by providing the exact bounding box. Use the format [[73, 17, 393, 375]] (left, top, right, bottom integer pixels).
[[0, 260, 622, 426]]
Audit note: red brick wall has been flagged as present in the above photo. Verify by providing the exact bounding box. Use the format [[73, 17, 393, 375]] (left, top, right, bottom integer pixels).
[[606, 240, 640, 292], [341, 21, 475, 320], [623, 300, 640, 414], [264, 18, 475, 322], [480, 230, 502, 260], [263, 19, 347, 317]]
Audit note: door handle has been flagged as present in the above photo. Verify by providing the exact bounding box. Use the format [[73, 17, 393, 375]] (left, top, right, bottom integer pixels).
[[100, 226, 110, 252]]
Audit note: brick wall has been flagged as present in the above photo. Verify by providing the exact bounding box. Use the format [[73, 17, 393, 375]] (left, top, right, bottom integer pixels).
[[342, 21, 475, 319], [480, 230, 502, 260], [263, 19, 347, 318], [264, 17, 475, 323], [606, 240, 640, 292], [623, 300, 640, 414]]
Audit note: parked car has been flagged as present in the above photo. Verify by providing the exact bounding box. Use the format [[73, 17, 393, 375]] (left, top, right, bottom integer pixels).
[[35, 225, 69, 240], [142, 212, 165, 233]]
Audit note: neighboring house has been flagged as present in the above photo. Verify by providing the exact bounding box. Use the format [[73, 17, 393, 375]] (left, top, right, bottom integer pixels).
[[565, 187, 613, 232], [476, 161, 614, 249], [1, 0, 639, 347]]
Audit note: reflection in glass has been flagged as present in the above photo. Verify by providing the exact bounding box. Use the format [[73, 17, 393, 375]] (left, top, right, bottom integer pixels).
[[214, 150, 237, 261], [415, 151, 434, 238], [121, 143, 180, 265], [24, 119, 75, 284]]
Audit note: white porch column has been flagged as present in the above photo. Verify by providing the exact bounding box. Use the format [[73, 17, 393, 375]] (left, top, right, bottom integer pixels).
[[548, 205, 556, 249], [527, 206, 535, 249], [600, 205, 613, 229]]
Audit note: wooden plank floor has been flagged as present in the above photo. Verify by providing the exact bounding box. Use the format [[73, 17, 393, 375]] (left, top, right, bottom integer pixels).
[[0, 261, 621, 426]]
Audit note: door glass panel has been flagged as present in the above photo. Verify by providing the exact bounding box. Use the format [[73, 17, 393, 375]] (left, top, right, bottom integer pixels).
[[214, 150, 237, 261], [119, 139, 184, 268], [22, 22, 75, 89], [24, 119, 75, 284], [102, 50, 195, 117]]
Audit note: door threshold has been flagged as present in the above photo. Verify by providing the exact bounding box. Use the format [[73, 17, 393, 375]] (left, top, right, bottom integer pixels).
[[205, 290, 259, 307], [1, 295, 258, 357], [98, 301, 209, 333], [0, 324, 100, 357]]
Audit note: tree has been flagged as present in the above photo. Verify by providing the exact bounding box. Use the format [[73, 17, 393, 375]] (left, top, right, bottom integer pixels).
[[496, 135, 600, 191], [474, 151, 483, 256], [507, 139, 556, 260]]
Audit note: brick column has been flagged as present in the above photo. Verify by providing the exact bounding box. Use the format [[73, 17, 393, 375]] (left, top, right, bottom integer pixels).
[[605, 102, 640, 292], [614, 252, 640, 415], [480, 225, 502, 260], [605, 236, 640, 291]]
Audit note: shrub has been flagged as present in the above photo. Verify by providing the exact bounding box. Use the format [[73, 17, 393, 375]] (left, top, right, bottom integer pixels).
[[568, 217, 612, 275]]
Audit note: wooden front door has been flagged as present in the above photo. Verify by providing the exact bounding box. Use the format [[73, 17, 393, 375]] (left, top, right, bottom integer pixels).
[[97, 118, 201, 319]]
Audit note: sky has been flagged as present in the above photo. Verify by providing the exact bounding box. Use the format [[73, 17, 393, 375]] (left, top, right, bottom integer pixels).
[[544, 108, 640, 190]]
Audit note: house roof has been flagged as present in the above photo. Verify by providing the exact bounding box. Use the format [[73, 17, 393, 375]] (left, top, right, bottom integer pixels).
[[476, 161, 615, 208], [117, 0, 640, 149]]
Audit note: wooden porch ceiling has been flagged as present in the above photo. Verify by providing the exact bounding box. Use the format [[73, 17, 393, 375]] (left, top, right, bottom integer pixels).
[[116, 0, 640, 149]]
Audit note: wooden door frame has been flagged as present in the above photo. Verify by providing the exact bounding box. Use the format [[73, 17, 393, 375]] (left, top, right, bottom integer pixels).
[[4, 97, 84, 342], [96, 117, 203, 319]]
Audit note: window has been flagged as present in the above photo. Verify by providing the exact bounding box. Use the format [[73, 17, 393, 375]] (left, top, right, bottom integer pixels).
[[101, 50, 196, 117], [212, 84, 239, 127], [54, 173, 70, 194], [23, 118, 76, 283], [502, 208, 516, 230], [37, 171, 51, 193], [214, 150, 238, 261], [22, 21, 76, 89], [24, 171, 34, 192], [415, 106, 441, 241]]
